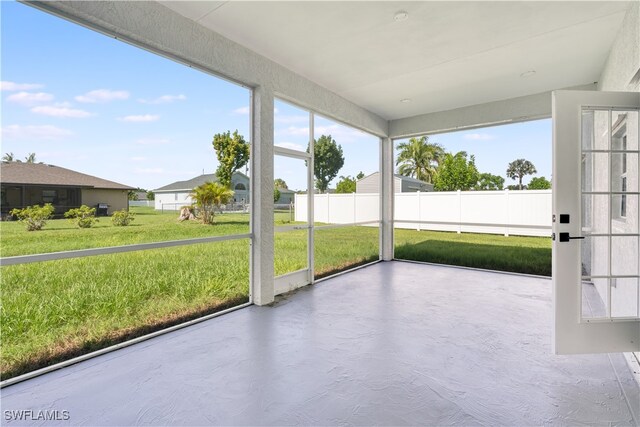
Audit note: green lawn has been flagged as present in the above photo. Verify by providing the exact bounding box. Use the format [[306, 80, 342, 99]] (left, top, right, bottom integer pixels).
[[0, 207, 549, 380], [395, 229, 551, 276]]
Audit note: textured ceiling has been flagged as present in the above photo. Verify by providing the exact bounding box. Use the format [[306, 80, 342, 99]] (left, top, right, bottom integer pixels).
[[160, 1, 632, 120]]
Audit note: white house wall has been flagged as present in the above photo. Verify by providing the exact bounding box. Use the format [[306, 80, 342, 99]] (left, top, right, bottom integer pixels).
[[591, 2, 640, 320], [154, 192, 191, 211], [598, 2, 639, 92]]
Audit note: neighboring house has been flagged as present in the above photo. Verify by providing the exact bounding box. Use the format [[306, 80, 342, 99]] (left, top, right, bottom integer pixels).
[[275, 188, 295, 205], [153, 171, 250, 210], [133, 191, 148, 201], [0, 162, 133, 216], [356, 172, 433, 193]]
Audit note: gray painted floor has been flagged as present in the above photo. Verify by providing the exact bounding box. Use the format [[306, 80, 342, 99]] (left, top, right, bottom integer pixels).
[[2, 261, 639, 426]]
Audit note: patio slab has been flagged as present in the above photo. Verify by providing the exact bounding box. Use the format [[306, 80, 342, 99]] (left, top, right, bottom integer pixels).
[[2, 261, 638, 425]]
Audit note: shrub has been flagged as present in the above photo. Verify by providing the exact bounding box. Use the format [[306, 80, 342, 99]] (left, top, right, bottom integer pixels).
[[65, 205, 98, 228], [10, 204, 55, 231], [111, 209, 135, 226]]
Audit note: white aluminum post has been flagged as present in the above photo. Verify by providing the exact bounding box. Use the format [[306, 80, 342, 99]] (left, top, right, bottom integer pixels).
[[308, 113, 315, 284], [381, 137, 394, 260], [250, 86, 275, 306], [353, 192, 357, 224]]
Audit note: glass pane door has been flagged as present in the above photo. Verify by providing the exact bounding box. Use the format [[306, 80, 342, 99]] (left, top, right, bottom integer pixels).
[[552, 90, 639, 355]]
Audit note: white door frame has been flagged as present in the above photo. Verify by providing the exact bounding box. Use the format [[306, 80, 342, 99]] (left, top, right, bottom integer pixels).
[[273, 116, 314, 296], [552, 90, 640, 354]]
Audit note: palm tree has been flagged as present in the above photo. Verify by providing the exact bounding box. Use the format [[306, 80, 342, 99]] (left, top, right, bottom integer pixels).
[[395, 136, 445, 183], [2, 152, 15, 162], [506, 159, 537, 190], [190, 182, 234, 224], [24, 153, 37, 163]]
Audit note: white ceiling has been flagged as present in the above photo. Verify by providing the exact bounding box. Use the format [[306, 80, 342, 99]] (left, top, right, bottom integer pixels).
[[160, 1, 632, 120]]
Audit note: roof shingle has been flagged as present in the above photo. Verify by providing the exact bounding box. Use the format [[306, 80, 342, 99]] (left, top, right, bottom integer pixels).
[[0, 162, 134, 190]]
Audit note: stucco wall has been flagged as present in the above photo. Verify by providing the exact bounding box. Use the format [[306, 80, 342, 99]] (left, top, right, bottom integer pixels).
[[598, 3, 640, 92], [81, 189, 128, 214], [586, 3, 640, 320]]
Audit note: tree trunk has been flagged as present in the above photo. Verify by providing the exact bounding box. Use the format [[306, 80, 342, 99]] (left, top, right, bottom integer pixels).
[[518, 176, 523, 190]]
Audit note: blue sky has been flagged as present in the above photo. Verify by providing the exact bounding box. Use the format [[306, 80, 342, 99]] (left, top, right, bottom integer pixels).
[[1, 1, 550, 192]]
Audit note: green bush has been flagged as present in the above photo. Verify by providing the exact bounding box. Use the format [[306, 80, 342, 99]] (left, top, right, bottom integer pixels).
[[111, 209, 135, 226], [65, 205, 98, 228], [9, 204, 55, 231]]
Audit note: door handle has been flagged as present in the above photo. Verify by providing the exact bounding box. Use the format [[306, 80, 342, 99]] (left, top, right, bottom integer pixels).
[[553, 232, 585, 242]]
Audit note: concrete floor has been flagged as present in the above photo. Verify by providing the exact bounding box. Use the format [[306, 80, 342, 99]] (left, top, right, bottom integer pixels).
[[2, 261, 639, 426]]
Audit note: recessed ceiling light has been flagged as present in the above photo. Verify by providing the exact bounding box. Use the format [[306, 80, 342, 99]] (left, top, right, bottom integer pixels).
[[394, 11, 409, 22], [520, 70, 536, 78], [400, 98, 411, 103]]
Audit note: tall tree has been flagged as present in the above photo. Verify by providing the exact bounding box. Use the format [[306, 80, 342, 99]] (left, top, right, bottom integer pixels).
[[335, 175, 357, 194], [395, 136, 445, 184], [506, 159, 537, 190], [2, 152, 15, 162], [308, 134, 344, 193], [24, 153, 37, 163], [474, 173, 505, 190], [527, 176, 551, 190], [190, 182, 234, 224], [274, 178, 288, 189], [212, 130, 250, 188], [433, 151, 480, 191]]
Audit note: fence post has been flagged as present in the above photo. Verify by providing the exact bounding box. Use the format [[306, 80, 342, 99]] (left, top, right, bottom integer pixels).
[[353, 192, 357, 224], [326, 193, 330, 223], [457, 190, 462, 234], [416, 191, 421, 231], [504, 189, 510, 237]]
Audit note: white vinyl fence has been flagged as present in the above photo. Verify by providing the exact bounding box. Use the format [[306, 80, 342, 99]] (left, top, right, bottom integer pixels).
[[296, 190, 552, 237], [128, 200, 154, 208]]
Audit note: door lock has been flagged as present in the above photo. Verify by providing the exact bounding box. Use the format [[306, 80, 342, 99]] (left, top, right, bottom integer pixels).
[[553, 232, 585, 242]]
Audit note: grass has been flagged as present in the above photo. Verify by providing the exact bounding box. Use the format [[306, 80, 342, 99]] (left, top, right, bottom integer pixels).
[[0, 207, 549, 380], [394, 229, 551, 276]]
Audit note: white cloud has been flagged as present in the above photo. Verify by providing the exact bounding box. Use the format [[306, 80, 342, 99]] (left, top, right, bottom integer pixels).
[[1, 124, 73, 140], [6, 91, 54, 106], [464, 133, 495, 141], [138, 94, 186, 104], [119, 114, 160, 123], [75, 89, 129, 103], [130, 156, 147, 162], [135, 167, 165, 174], [135, 137, 170, 145], [275, 142, 306, 151], [1, 81, 44, 91], [31, 105, 93, 118], [233, 106, 250, 115]]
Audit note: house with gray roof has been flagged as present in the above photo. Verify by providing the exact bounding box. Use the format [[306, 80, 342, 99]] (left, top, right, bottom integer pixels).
[[0, 162, 133, 216], [153, 171, 250, 210], [356, 171, 433, 193]]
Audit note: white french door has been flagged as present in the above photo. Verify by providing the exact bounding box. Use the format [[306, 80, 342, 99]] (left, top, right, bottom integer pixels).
[[553, 90, 640, 354]]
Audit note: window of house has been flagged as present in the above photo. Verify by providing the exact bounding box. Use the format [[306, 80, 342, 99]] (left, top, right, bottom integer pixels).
[[235, 183, 246, 191], [42, 190, 57, 204]]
